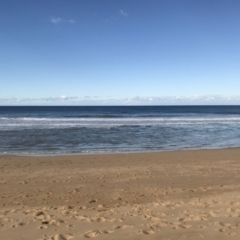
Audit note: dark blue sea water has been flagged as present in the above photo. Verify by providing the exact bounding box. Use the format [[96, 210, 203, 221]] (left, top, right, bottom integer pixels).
[[1, 106, 240, 155]]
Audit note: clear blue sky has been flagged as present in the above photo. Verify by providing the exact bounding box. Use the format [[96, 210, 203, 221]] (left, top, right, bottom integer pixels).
[[1, 0, 240, 105]]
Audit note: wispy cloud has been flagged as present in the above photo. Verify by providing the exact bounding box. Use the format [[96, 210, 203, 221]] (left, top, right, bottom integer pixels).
[[1, 95, 240, 105], [119, 95, 240, 105], [60, 95, 69, 100], [51, 17, 75, 25], [119, 9, 128, 17]]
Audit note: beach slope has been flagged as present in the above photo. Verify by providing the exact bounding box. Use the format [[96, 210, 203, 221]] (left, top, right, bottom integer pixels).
[[1, 149, 240, 239]]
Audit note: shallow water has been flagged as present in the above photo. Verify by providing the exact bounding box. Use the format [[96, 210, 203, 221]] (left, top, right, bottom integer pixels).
[[1, 106, 240, 155]]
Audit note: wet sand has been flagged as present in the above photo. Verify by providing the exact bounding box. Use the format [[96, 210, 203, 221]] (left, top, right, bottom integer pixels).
[[1, 148, 240, 239]]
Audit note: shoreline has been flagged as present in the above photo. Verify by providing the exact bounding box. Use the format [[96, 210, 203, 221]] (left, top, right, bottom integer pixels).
[[1, 148, 240, 239], [2, 145, 240, 157]]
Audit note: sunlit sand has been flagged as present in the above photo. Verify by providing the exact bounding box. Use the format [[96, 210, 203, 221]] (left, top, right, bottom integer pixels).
[[1, 148, 240, 239]]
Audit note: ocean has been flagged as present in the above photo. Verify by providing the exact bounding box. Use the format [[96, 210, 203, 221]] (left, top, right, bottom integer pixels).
[[0, 106, 240, 155]]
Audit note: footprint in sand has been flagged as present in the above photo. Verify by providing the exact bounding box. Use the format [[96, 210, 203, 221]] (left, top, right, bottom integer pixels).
[[227, 232, 237, 236], [53, 234, 73, 240], [179, 215, 204, 222], [84, 230, 101, 237], [195, 233, 204, 238], [148, 221, 168, 230], [34, 211, 64, 227], [102, 230, 114, 234], [84, 229, 114, 238], [41, 234, 73, 240], [214, 221, 237, 234], [208, 210, 219, 218], [137, 229, 155, 235], [227, 208, 240, 217], [115, 225, 133, 229], [172, 222, 192, 229]]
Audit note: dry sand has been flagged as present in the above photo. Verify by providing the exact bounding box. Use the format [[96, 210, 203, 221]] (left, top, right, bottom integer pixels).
[[1, 148, 240, 239]]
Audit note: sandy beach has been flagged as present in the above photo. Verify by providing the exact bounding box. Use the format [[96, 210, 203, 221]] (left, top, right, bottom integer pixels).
[[1, 148, 240, 239]]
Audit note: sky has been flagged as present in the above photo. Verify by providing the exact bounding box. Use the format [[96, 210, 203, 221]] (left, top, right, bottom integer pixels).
[[1, 0, 240, 105]]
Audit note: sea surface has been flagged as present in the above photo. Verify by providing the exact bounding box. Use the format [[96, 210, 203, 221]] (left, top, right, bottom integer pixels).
[[0, 106, 240, 155]]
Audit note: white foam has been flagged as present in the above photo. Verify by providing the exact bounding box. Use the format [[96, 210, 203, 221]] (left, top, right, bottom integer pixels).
[[1, 116, 240, 130]]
